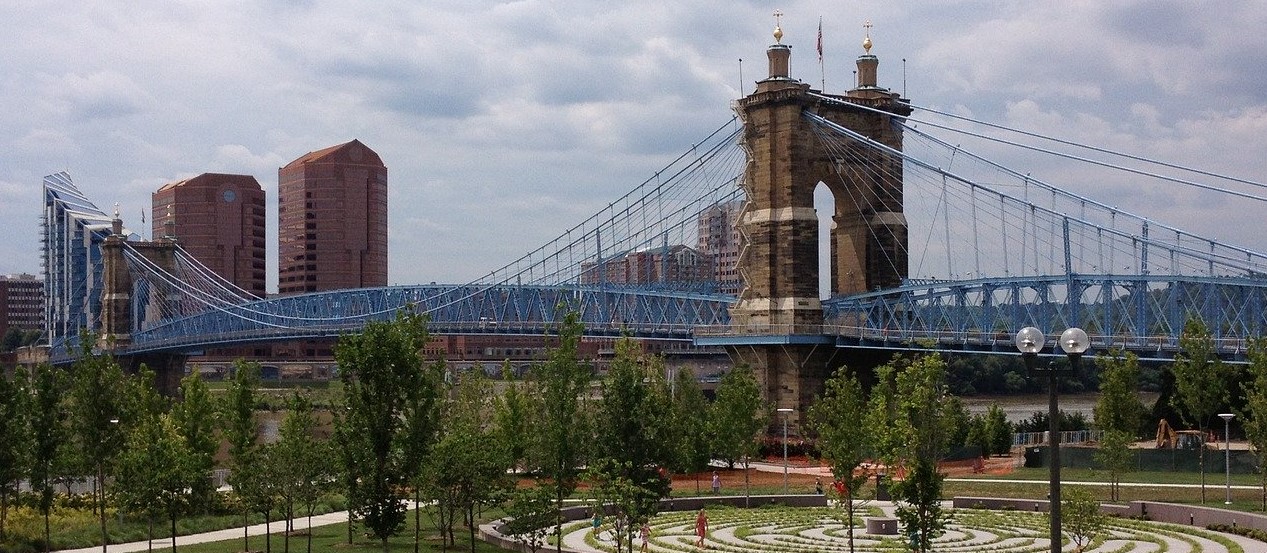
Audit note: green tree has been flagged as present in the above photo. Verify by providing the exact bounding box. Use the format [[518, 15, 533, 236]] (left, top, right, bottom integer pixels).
[[493, 360, 533, 474], [1061, 487, 1104, 552], [115, 413, 198, 553], [221, 360, 260, 551], [942, 397, 971, 449], [171, 370, 218, 513], [590, 338, 674, 552], [808, 366, 871, 553], [1241, 337, 1267, 511], [709, 365, 766, 505], [401, 358, 443, 553], [504, 485, 556, 553], [1093, 350, 1146, 501], [28, 363, 67, 552], [112, 365, 168, 550], [984, 404, 1013, 457], [0, 368, 29, 541], [334, 309, 433, 552], [1, 328, 23, 352], [1171, 318, 1235, 503], [423, 369, 510, 553], [583, 458, 665, 553], [668, 368, 712, 493], [66, 335, 130, 553], [869, 355, 953, 553], [528, 310, 592, 553], [274, 392, 330, 553]]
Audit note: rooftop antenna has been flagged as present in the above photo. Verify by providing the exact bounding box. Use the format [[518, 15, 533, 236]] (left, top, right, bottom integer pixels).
[[903, 58, 907, 97], [738, 58, 744, 96]]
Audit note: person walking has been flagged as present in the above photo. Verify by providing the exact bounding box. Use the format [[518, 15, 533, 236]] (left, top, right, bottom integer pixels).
[[695, 508, 708, 548], [640, 521, 651, 552], [711, 471, 721, 494]]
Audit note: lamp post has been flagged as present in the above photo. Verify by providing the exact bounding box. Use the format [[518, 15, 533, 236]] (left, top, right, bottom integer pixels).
[[1219, 413, 1235, 505], [777, 408, 793, 493], [1017, 326, 1088, 553]]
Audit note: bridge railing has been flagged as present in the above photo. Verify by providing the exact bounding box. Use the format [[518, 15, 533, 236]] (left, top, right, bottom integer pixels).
[[694, 323, 1249, 359]]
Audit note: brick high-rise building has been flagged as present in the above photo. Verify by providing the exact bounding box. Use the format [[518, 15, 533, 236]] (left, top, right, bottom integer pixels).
[[697, 199, 744, 295], [152, 174, 267, 297], [0, 273, 43, 342], [278, 139, 387, 295]]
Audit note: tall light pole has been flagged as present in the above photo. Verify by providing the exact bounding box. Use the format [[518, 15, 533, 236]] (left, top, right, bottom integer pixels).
[[1220, 413, 1235, 505], [777, 408, 793, 493], [1017, 326, 1088, 553]]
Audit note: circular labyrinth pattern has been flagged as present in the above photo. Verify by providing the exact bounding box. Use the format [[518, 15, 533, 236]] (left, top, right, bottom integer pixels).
[[559, 506, 1262, 553]]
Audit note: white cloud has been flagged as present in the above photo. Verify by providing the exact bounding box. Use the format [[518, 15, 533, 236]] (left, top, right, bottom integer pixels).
[[0, 0, 1264, 287]]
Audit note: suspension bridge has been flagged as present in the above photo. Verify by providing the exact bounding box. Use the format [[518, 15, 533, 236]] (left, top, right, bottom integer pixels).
[[59, 34, 1267, 389]]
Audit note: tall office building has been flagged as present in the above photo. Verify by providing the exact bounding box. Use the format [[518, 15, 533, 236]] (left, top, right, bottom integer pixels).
[[278, 139, 387, 294], [152, 173, 267, 297], [0, 273, 43, 341], [42, 171, 121, 346], [697, 199, 744, 295]]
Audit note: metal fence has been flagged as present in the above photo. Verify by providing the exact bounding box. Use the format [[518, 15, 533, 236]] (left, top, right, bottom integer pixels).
[[1013, 429, 1103, 448]]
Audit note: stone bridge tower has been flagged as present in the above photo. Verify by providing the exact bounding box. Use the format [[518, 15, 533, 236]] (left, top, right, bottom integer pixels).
[[100, 211, 186, 393], [721, 24, 912, 429]]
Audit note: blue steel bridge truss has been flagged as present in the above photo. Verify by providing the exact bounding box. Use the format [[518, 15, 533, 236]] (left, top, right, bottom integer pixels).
[[818, 274, 1267, 362], [125, 284, 735, 354]]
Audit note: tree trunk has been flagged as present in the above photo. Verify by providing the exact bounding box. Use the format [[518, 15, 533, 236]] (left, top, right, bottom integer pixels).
[[307, 508, 314, 553], [283, 503, 290, 553], [1, 488, 8, 540], [147, 517, 153, 553], [43, 506, 50, 553], [1200, 432, 1207, 503], [99, 465, 108, 553], [743, 457, 751, 508], [468, 504, 477, 553], [243, 510, 249, 553], [265, 514, 272, 553], [170, 512, 178, 553], [414, 487, 421, 553], [846, 495, 855, 553], [556, 485, 564, 553], [347, 509, 353, 544]]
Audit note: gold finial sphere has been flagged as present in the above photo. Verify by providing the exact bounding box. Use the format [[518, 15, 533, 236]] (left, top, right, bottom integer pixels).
[[863, 35, 872, 53], [772, 9, 785, 43]]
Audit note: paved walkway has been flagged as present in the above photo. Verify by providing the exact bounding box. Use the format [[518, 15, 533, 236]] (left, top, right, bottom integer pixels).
[[57, 512, 355, 553]]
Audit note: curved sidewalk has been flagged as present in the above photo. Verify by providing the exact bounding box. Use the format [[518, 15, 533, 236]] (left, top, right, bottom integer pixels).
[[57, 511, 354, 553]]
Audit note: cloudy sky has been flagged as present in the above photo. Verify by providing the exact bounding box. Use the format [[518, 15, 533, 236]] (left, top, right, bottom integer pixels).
[[3, 0, 1265, 291]]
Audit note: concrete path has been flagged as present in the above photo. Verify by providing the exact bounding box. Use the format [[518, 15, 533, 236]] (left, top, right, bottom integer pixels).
[[57, 511, 356, 553]]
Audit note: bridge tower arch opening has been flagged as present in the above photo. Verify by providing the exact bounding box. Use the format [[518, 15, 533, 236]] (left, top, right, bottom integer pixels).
[[721, 24, 912, 430], [815, 182, 834, 300]]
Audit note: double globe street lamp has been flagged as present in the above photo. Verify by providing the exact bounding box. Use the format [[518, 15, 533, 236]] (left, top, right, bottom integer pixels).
[[1016, 326, 1089, 553]]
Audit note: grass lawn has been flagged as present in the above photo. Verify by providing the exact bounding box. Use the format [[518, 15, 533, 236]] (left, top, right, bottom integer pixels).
[[156, 509, 517, 553]]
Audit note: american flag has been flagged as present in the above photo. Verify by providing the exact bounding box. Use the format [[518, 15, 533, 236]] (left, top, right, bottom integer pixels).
[[817, 17, 823, 62]]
